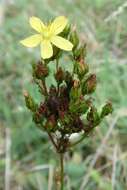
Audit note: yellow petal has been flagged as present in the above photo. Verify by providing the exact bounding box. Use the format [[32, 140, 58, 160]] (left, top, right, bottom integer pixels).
[[51, 36, 73, 51], [29, 16, 45, 33], [40, 41, 53, 59], [20, 34, 41, 47], [50, 16, 68, 35]]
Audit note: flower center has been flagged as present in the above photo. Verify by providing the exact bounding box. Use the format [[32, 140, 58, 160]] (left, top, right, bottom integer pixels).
[[42, 26, 52, 40]]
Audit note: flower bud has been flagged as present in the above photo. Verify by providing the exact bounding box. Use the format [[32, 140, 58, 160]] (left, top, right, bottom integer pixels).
[[70, 80, 81, 101], [82, 74, 97, 95], [70, 30, 79, 49], [38, 102, 48, 116], [73, 79, 80, 88], [73, 44, 86, 60], [33, 111, 41, 124], [24, 91, 37, 112], [55, 67, 64, 84], [75, 59, 89, 79], [87, 107, 100, 126], [33, 61, 49, 79], [45, 114, 57, 132], [33, 102, 48, 124], [101, 102, 113, 118]]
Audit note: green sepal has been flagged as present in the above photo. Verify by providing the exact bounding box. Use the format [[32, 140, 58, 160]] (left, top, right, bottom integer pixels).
[[101, 102, 113, 118]]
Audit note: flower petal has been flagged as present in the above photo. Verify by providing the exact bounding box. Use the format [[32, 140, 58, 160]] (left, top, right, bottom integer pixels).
[[20, 34, 41, 47], [29, 17, 45, 33], [50, 16, 68, 35], [40, 41, 53, 59], [51, 36, 73, 51]]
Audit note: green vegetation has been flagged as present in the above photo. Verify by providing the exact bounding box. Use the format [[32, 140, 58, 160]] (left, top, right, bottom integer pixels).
[[0, 0, 127, 189]]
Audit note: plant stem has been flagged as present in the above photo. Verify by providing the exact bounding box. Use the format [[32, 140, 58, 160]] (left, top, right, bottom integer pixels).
[[48, 132, 58, 150], [42, 79, 48, 96], [56, 59, 59, 71], [60, 153, 64, 190]]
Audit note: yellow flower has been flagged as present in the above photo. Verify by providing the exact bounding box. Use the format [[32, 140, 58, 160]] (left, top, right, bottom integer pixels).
[[20, 16, 73, 59]]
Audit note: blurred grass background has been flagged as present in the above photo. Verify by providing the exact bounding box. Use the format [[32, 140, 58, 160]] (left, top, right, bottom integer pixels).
[[0, 0, 127, 189]]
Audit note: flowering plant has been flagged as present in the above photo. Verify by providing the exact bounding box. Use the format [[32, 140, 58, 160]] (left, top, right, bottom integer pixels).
[[21, 16, 112, 190]]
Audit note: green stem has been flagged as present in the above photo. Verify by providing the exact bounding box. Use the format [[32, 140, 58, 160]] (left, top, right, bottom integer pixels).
[[60, 153, 64, 190], [42, 79, 48, 96], [48, 132, 58, 150], [56, 59, 59, 71]]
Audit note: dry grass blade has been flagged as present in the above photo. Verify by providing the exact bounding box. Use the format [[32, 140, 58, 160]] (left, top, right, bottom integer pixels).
[[28, 164, 51, 172], [105, 1, 127, 22], [112, 144, 118, 190], [48, 165, 54, 190]]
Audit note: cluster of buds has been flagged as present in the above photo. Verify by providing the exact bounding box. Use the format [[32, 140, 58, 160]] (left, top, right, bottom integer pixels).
[[24, 26, 113, 153]]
